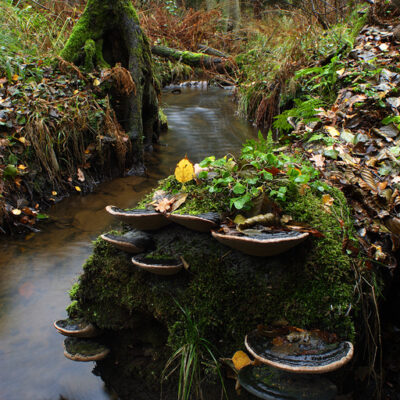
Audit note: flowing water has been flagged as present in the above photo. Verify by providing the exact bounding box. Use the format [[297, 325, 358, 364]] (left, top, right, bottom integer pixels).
[[0, 86, 256, 400]]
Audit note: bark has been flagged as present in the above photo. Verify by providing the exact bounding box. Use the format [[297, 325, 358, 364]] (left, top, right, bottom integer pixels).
[[60, 0, 160, 168], [151, 45, 231, 73]]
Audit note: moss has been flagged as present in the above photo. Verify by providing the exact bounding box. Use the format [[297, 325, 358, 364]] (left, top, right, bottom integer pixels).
[[84, 39, 96, 71], [158, 108, 168, 131], [135, 175, 228, 214]]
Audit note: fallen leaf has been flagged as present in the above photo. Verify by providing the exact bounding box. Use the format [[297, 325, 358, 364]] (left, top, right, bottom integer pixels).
[[75, 186, 81, 192], [180, 256, 190, 270], [175, 156, 194, 184], [310, 154, 325, 169], [155, 197, 174, 213], [322, 194, 334, 213], [170, 193, 188, 212], [325, 126, 340, 137], [232, 351, 252, 371]]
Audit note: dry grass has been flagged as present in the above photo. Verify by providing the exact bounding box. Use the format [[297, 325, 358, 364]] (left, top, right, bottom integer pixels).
[[139, 5, 234, 52], [102, 64, 136, 96]]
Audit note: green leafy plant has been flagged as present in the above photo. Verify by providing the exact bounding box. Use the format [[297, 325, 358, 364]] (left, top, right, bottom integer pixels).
[[196, 131, 319, 210], [162, 302, 227, 400], [273, 96, 325, 132]]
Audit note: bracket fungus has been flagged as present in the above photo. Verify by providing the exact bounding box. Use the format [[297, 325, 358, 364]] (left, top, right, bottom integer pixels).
[[54, 318, 99, 338], [245, 327, 354, 374], [63, 337, 110, 362], [105, 206, 170, 230], [238, 364, 337, 400], [131, 256, 183, 275], [100, 230, 154, 254], [211, 230, 309, 257], [168, 212, 220, 232]]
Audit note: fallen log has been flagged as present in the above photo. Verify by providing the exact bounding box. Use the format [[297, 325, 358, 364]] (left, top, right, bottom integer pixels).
[[151, 45, 232, 72], [198, 44, 229, 58]]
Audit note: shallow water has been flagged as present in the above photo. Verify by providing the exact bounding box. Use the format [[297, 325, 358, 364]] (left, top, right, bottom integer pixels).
[[0, 86, 256, 400]]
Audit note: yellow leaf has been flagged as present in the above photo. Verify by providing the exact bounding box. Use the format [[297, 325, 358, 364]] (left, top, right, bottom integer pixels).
[[174, 156, 194, 184], [17, 164, 27, 170], [322, 194, 334, 206], [18, 137, 26, 144], [93, 78, 101, 86], [232, 351, 252, 371], [234, 214, 246, 225], [12, 209, 22, 215], [75, 186, 81, 192], [73, 89, 79, 95], [52, 191, 57, 196], [12, 74, 19, 81], [324, 126, 340, 137]]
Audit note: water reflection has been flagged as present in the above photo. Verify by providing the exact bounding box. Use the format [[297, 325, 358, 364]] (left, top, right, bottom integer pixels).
[[0, 87, 256, 400]]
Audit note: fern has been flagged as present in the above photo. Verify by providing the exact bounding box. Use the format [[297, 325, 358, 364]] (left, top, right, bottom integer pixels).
[[273, 97, 325, 132]]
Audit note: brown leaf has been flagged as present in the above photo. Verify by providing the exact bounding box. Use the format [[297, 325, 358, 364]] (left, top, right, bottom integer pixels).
[[360, 169, 377, 192], [170, 193, 188, 212], [155, 197, 175, 213]]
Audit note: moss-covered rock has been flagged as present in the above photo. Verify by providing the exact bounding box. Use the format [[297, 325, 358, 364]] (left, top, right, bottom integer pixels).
[[67, 176, 360, 397]]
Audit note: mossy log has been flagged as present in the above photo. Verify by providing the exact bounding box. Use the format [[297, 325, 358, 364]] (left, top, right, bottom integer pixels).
[[151, 45, 232, 73], [60, 0, 160, 165], [198, 44, 229, 58]]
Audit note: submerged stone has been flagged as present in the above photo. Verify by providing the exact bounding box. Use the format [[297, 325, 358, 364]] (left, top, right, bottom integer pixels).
[[54, 318, 99, 338], [100, 230, 154, 254], [63, 337, 110, 362], [245, 327, 354, 374], [238, 364, 337, 400], [211, 230, 309, 257], [168, 212, 220, 232], [105, 206, 170, 230], [131, 255, 183, 275]]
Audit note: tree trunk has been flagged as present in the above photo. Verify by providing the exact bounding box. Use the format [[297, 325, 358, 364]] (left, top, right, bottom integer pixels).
[[60, 0, 160, 169], [224, 0, 241, 31]]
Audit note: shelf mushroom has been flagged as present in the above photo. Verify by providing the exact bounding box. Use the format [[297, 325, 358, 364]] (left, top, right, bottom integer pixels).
[[168, 212, 220, 232], [238, 364, 337, 400], [211, 230, 309, 257], [100, 230, 154, 254], [63, 337, 110, 362], [105, 206, 170, 230], [244, 327, 354, 374], [54, 318, 99, 338], [131, 256, 183, 275]]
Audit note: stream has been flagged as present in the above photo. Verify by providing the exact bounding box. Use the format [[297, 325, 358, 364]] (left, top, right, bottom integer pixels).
[[0, 86, 257, 400]]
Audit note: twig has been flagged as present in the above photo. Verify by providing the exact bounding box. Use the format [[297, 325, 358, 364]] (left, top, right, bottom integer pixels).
[[28, 0, 51, 12]]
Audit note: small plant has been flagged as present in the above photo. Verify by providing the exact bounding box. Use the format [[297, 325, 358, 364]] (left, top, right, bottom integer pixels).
[[162, 302, 227, 400], [273, 96, 325, 132]]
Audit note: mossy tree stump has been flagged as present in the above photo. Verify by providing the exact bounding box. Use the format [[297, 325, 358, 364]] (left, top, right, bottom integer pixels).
[[61, 0, 160, 167]]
